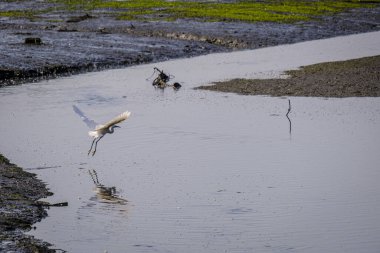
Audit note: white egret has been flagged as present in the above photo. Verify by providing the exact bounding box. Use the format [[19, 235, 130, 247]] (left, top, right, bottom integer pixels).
[[73, 105, 131, 156]]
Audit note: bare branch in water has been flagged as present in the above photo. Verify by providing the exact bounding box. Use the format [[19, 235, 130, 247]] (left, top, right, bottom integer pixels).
[[286, 99, 292, 134]]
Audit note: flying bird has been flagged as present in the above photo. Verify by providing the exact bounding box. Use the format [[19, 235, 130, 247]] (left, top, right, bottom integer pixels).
[[73, 105, 131, 156]]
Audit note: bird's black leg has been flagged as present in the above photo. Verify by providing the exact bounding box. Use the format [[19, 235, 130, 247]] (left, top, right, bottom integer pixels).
[[88, 138, 97, 156], [92, 136, 104, 156]]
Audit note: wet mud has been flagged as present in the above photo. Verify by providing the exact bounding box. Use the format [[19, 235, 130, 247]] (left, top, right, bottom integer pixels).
[[197, 55, 380, 97], [0, 154, 55, 252], [1, 1, 379, 85]]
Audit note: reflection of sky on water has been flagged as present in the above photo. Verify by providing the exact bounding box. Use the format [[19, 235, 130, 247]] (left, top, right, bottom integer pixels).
[[0, 32, 380, 252]]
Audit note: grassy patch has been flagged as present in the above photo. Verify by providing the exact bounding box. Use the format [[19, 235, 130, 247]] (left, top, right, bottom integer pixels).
[[0, 10, 37, 19], [2, 0, 379, 23], [0, 154, 10, 164], [50, 0, 379, 23], [0, 8, 55, 20]]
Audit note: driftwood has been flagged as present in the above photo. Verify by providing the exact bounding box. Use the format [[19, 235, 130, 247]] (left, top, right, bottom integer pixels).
[[25, 37, 42, 45], [35, 201, 68, 207], [151, 67, 182, 90]]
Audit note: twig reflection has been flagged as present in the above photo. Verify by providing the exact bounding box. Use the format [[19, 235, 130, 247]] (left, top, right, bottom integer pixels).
[[286, 99, 292, 134], [88, 169, 128, 205]]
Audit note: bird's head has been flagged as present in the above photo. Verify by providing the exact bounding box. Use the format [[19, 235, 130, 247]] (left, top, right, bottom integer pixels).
[[109, 125, 121, 133]]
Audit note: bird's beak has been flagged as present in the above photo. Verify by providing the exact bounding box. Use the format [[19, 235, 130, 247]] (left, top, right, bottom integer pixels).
[[114, 125, 121, 128]]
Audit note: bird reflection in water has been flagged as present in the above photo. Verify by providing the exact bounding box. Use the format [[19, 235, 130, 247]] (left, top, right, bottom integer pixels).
[[88, 169, 128, 205]]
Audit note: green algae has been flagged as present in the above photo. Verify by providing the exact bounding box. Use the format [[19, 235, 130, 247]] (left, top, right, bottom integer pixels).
[[50, 0, 379, 23], [0, 10, 41, 19], [2, 0, 378, 23], [0, 154, 10, 164]]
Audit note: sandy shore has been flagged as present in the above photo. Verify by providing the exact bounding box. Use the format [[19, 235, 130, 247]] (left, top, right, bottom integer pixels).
[[197, 55, 380, 97]]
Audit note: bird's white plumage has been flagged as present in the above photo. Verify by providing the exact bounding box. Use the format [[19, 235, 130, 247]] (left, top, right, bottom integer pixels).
[[96, 111, 131, 130], [88, 111, 131, 137], [73, 105, 131, 156], [88, 129, 100, 138]]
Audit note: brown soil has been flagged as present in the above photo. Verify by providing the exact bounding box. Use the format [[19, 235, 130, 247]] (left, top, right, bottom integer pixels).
[[196, 55, 380, 97]]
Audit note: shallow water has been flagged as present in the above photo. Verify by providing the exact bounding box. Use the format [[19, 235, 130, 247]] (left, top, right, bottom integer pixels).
[[1, 32, 380, 253]]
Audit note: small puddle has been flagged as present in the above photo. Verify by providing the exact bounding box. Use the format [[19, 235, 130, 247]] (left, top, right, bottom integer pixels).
[[1, 32, 380, 252]]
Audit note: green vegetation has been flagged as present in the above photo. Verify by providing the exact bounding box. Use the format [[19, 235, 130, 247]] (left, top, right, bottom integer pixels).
[[1, 0, 379, 23], [0, 153, 10, 164], [0, 8, 52, 21], [0, 10, 37, 18], [51, 0, 380, 22]]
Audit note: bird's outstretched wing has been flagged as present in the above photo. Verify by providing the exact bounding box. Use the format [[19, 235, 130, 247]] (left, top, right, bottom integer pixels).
[[100, 111, 131, 130], [72, 105, 97, 129]]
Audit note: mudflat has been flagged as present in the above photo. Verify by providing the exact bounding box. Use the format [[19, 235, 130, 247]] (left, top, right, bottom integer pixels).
[[0, 154, 54, 252], [1, 0, 379, 85], [197, 55, 380, 97]]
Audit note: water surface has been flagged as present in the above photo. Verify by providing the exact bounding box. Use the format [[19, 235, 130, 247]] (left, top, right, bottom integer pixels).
[[1, 32, 380, 253]]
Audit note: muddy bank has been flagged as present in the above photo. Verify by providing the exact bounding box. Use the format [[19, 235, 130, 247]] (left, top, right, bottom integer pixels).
[[0, 154, 55, 253], [0, 1, 379, 86], [196, 55, 380, 97]]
